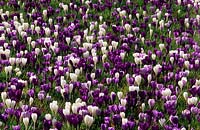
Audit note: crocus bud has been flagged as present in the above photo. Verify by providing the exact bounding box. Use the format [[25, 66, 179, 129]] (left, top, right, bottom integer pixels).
[[99, 16, 103, 22], [135, 75, 142, 86], [62, 4, 68, 12], [5, 98, 11, 108], [141, 103, 145, 112], [147, 74, 152, 83], [150, 29, 153, 39], [23, 117, 29, 130], [21, 58, 27, 66], [153, 64, 162, 76], [120, 99, 127, 107], [29, 97, 34, 106], [120, 112, 125, 118], [63, 108, 70, 116], [136, 13, 140, 20], [1, 92, 7, 102], [45, 114, 52, 120], [170, 57, 174, 64], [84, 115, 94, 127], [151, 54, 156, 60], [50, 101, 59, 114], [117, 91, 123, 100], [184, 61, 190, 69], [124, 24, 131, 32], [177, 0, 181, 5], [5, 66, 13, 75], [91, 73, 95, 80], [159, 118, 166, 126], [159, 44, 165, 51], [120, 52, 126, 60], [187, 97, 198, 105], [11, 100, 16, 108], [31, 113, 38, 123], [129, 85, 139, 92], [148, 99, 155, 108], [70, 73, 78, 82], [161, 88, 172, 97], [43, 10, 47, 18]]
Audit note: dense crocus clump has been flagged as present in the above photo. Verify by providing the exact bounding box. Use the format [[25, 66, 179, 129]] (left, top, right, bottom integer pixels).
[[0, 0, 200, 130]]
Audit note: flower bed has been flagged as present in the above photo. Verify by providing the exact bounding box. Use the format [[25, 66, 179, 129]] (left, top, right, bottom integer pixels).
[[0, 0, 200, 130]]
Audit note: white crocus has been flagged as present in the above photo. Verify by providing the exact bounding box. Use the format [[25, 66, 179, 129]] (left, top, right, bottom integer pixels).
[[1, 92, 7, 102], [129, 85, 139, 92], [84, 115, 94, 127], [150, 29, 153, 39], [117, 91, 123, 100], [5, 98, 11, 108], [122, 118, 128, 125], [43, 10, 47, 18], [120, 99, 127, 107], [183, 91, 189, 100], [31, 113, 37, 130], [63, 108, 70, 116], [50, 101, 58, 114], [70, 73, 78, 82], [187, 97, 198, 105], [177, 0, 181, 5], [135, 75, 142, 86], [159, 118, 166, 126], [159, 44, 165, 51], [23, 117, 29, 130], [136, 13, 140, 20], [147, 74, 152, 83], [120, 52, 126, 60], [29, 97, 34, 106], [45, 114, 52, 120], [5, 66, 13, 75], [141, 103, 145, 112], [153, 64, 162, 76], [65, 37, 71, 45], [21, 58, 27, 66], [161, 88, 172, 97]]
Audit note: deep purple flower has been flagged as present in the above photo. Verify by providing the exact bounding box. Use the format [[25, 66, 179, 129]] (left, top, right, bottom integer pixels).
[[66, 114, 83, 127], [12, 125, 20, 130]]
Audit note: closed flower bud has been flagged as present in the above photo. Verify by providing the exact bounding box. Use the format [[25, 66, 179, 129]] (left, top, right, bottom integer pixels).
[[5, 98, 11, 108], [29, 97, 34, 106], [136, 13, 140, 20], [70, 73, 78, 82], [159, 118, 166, 126], [117, 91, 123, 100], [120, 112, 125, 118], [65, 37, 71, 45], [120, 99, 127, 106], [147, 74, 152, 83], [63, 108, 70, 116], [45, 114, 52, 120], [159, 44, 165, 51], [1, 92, 7, 102], [23, 117, 29, 130], [177, 0, 181, 5], [135, 75, 142, 86], [141, 103, 145, 112], [161, 88, 172, 97], [84, 115, 94, 127], [129, 85, 139, 92], [148, 99, 155, 108], [21, 58, 27, 66], [43, 10, 47, 17], [31, 113, 38, 123], [187, 97, 198, 105]]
